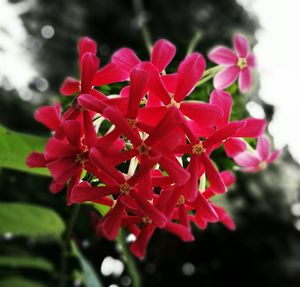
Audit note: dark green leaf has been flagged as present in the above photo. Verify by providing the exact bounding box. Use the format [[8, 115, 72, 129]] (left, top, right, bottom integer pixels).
[[0, 203, 65, 240]]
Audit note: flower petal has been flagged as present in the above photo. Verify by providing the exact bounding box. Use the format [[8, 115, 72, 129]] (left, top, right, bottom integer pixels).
[[145, 106, 183, 146], [203, 121, 245, 148], [224, 138, 247, 157], [89, 147, 125, 185], [130, 189, 167, 228], [158, 154, 190, 186], [201, 153, 226, 194], [213, 66, 240, 90], [61, 120, 82, 147], [209, 89, 232, 127], [267, 149, 281, 164], [126, 66, 150, 119], [100, 201, 124, 240], [45, 138, 81, 161], [26, 152, 46, 168], [112, 48, 141, 74], [130, 225, 155, 258], [238, 68, 252, 93], [138, 62, 171, 105], [83, 111, 97, 147], [78, 36, 97, 60], [257, 135, 271, 161], [151, 39, 176, 72], [80, 52, 99, 93], [161, 73, 177, 94], [60, 77, 80, 95], [103, 107, 141, 146], [180, 102, 222, 128], [174, 53, 206, 102], [234, 33, 249, 58], [165, 222, 194, 241], [92, 62, 128, 86], [208, 46, 237, 65], [77, 93, 107, 114], [70, 184, 120, 204], [194, 192, 219, 222], [234, 118, 267, 138], [247, 53, 256, 68], [234, 152, 260, 167], [34, 104, 61, 131]]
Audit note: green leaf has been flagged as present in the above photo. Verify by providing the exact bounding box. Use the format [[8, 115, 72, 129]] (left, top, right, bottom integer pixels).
[[0, 203, 65, 240], [0, 277, 47, 287], [0, 256, 54, 272], [0, 125, 50, 176], [86, 202, 110, 217], [71, 241, 103, 287]]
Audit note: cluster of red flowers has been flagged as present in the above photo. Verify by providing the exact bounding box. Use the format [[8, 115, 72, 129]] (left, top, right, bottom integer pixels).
[[27, 35, 279, 258]]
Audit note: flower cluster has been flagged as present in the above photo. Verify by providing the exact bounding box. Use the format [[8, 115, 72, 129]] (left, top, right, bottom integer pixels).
[[27, 34, 280, 258]]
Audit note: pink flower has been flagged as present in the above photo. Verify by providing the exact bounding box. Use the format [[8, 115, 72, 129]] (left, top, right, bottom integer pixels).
[[208, 34, 256, 93], [234, 135, 281, 172]]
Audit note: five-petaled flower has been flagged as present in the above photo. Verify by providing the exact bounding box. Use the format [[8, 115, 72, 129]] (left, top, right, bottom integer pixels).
[[208, 33, 256, 93]]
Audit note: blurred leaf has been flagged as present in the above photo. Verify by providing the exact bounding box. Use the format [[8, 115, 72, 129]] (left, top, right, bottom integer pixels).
[[0, 125, 50, 176], [0, 277, 46, 287], [0, 256, 54, 272], [71, 241, 103, 287], [0, 203, 65, 239], [87, 202, 110, 217]]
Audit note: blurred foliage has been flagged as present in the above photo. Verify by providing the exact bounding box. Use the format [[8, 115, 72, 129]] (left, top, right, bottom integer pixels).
[[0, 0, 300, 287]]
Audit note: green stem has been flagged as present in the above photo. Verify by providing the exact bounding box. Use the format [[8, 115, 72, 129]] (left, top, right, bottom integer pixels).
[[196, 65, 223, 87], [186, 30, 202, 56], [117, 229, 141, 287], [59, 204, 81, 287]]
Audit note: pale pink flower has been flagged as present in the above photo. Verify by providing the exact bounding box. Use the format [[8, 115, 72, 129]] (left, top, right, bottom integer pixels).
[[208, 34, 255, 93], [234, 135, 280, 172]]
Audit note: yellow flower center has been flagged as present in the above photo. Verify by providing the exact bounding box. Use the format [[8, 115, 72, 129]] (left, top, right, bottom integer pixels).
[[259, 161, 267, 170], [177, 195, 186, 205], [142, 216, 153, 225], [127, 118, 137, 128], [167, 94, 181, 108], [119, 182, 132, 195], [192, 142, 206, 155], [237, 57, 248, 69]]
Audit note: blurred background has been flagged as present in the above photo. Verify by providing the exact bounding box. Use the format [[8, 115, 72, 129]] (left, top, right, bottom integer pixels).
[[1, 0, 300, 286]]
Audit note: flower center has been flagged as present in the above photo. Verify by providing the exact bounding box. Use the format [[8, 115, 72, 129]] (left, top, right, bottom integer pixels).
[[127, 118, 137, 128], [237, 57, 248, 69], [167, 94, 181, 108], [119, 182, 132, 195], [258, 161, 267, 170], [192, 142, 206, 155], [142, 216, 153, 225], [137, 142, 151, 156], [177, 195, 185, 205], [75, 150, 89, 164]]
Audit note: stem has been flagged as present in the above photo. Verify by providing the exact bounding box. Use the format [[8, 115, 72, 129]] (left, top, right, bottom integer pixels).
[[186, 30, 202, 56], [117, 229, 141, 287], [196, 65, 223, 87], [132, 0, 152, 53], [59, 204, 81, 287]]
